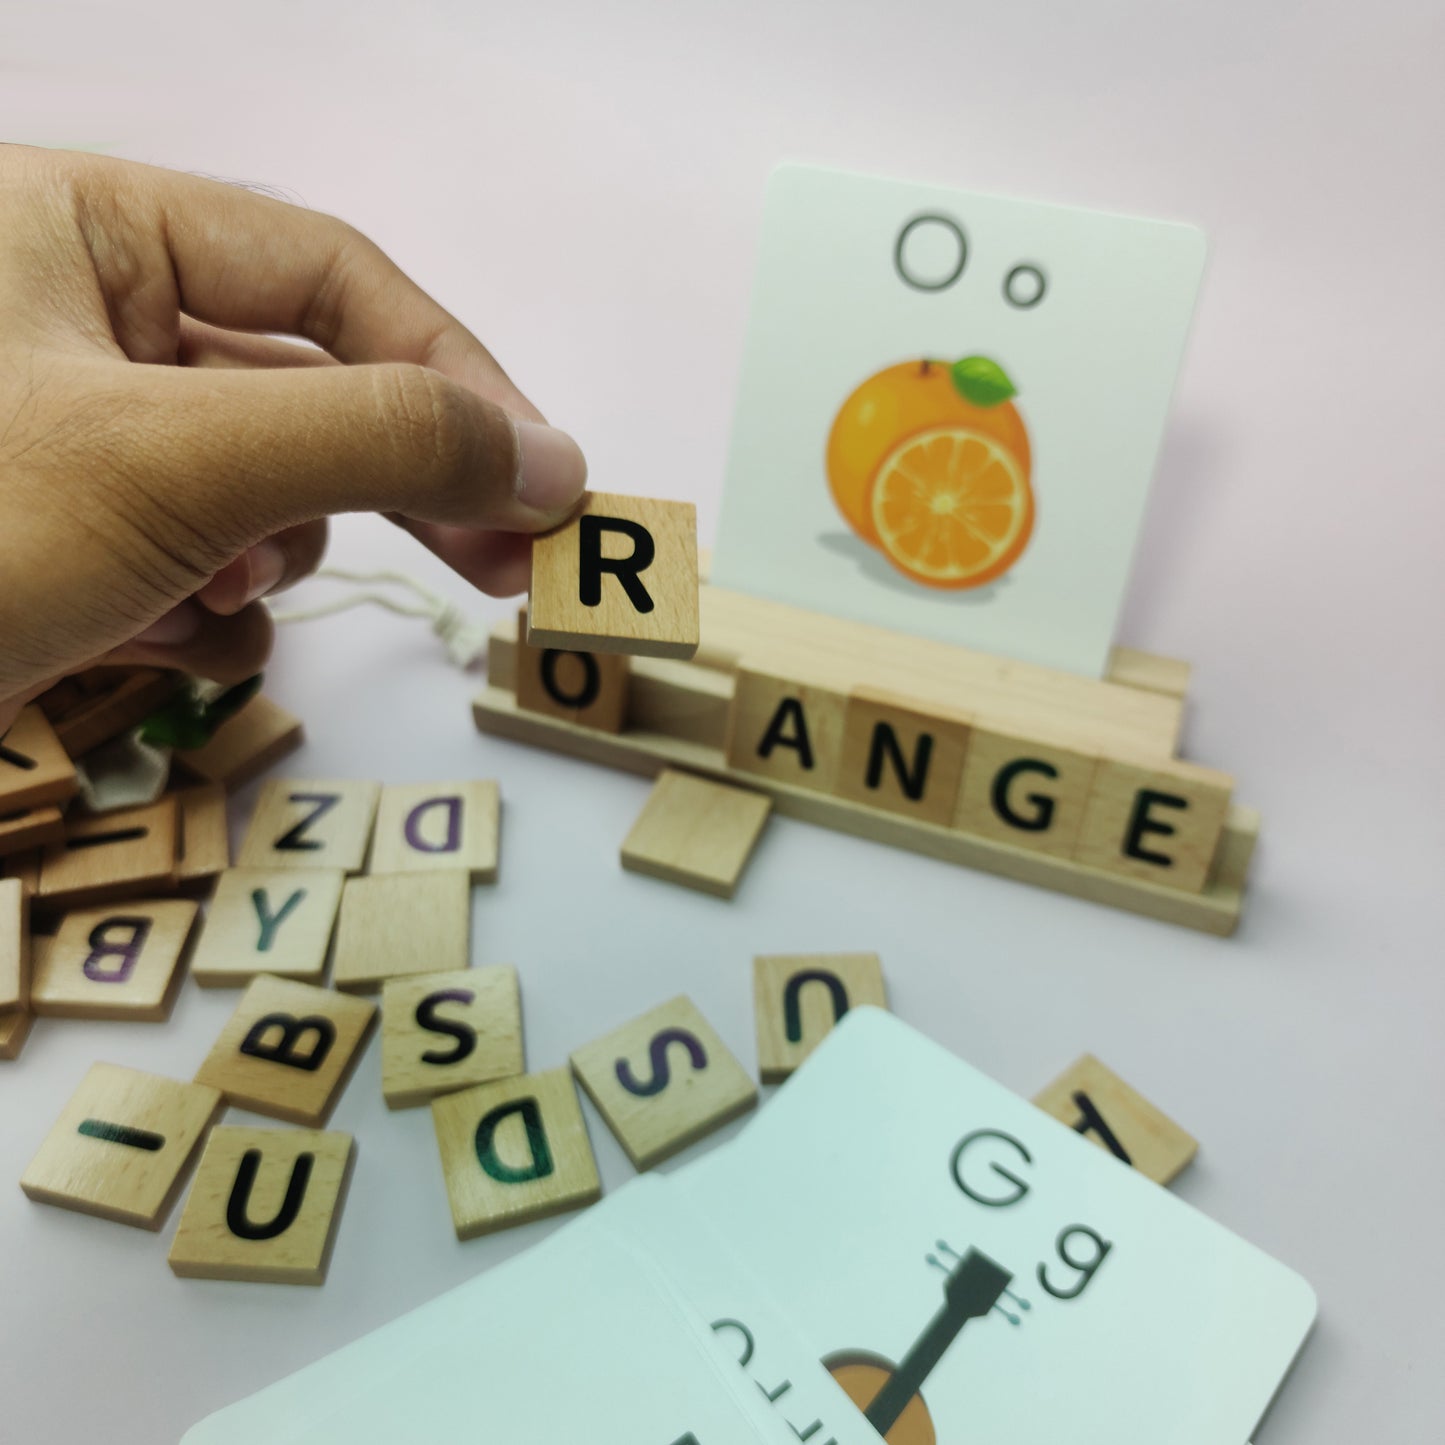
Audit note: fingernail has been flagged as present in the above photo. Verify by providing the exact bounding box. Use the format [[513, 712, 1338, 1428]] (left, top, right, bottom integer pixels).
[[134, 602, 202, 646], [242, 541, 288, 606], [513, 420, 587, 516]]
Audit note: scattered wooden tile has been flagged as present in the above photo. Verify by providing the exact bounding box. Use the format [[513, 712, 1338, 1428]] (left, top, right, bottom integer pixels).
[[20, 1062, 222, 1228], [0, 1005, 34, 1060], [382, 966, 523, 1110], [725, 663, 849, 795], [620, 770, 771, 899], [332, 870, 471, 994], [370, 780, 501, 882], [431, 1068, 600, 1239], [954, 724, 1100, 858], [237, 779, 380, 874], [515, 609, 631, 733], [29, 898, 198, 1021], [528, 492, 699, 660], [835, 689, 973, 825], [753, 952, 888, 1084], [1, 876, 26, 1014], [0, 805, 66, 858], [571, 995, 757, 1170], [194, 975, 377, 1127], [174, 783, 231, 891], [36, 798, 178, 910], [1032, 1053, 1198, 1185], [174, 694, 304, 792], [51, 668, 181, 758], [168, 1126, 356, 1284], [189, 868, 345, 989], [0, 705, 79, 812], [1073, 757, 1233, 892], [1, 849, 43, 899]]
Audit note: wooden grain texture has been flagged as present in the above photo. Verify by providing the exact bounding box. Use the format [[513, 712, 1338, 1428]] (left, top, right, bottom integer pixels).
[[753, 954, 888, 1084], [190, 868, 345, 988], [1105, 648, 1191, 700], [620, 769, 771, 899], [174, 783, 231, 891], [0, 706, 79, 812], [0, 1003, 34, 1060], [370, 779, 501, 881], [570, 994, 757, 1170], [382, 966, 523, 1110], [168, 1127, 356, 1284], [237, 779, 380, 875], [331, 870, 471, 993], [1032, 1053, 1198, 1185], [836, 689, 973, 826], [37, 798, 178, 910], [1, 849, 43, 899], [20, 1062, 222, 1229], [51, 669, 180, 758], [0, 806, 66, 858], [515, 608, 630, 733], [528, 492, 700, 659], [194, 974, 377, 1127], [725, 662, 849, 795], [431, 1068, 600, 1239], [0, 876, 26, 1013], [30, 898, 199, 1021], [174, 694, 304, 791], [1074, 756, 1233, 893], [472, 686, 1252, 935]]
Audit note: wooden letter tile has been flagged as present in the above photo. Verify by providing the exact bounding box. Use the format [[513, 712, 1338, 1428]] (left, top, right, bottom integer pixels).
[[753, 953, 888, 1083], [570, 995, 757, 1170], [20, 1062, 222, 1228], [836, 689, 972, 825], [382, 966, 523, 1110], [174, 783, 231, 891], [1073, 757, 1233, 893], [0, 706, 78, 811], [194, 974, 377, 1127], [725, 663, 849, 795], [168, 1126, 356, 1284], [189, 868, 345, 988], [332, 870, 471, 994], [370, 780, 501, 881], [430, 1068, 600, 1239], [31, 898, 199, 1021], [174, 693, 304, 792], [0, 1004, 34, 1060], [516, 608, 630, 734], [1, 876, 26, 1013], [51, 668, 180, 758], [1032, 1053, 1198, 1185], [620, 770, 771, 899], [954, 725, 1100, 859], [37, 798, 178, 910], [237, 779, 380, 874], [0, 805, 66, 858], [528, 492, 699, 659]]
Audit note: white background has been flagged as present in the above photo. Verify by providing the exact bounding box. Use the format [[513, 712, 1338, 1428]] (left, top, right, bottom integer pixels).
[[2, 3, 1442, 1441]]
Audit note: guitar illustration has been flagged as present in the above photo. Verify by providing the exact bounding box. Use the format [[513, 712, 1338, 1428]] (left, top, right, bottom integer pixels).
[[822, 1242, 1024, 1443]]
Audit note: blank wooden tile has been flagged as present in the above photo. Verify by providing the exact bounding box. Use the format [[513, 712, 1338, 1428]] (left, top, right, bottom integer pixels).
[[168, 1126, 356, 1284], [528, 492, 699, 660], [1074, 757, 1233, 893], [753, 953, 888, 1084], [725, 664, 849, 795], [30, 898, 199, 1021], [175, 783, 231, 891], [955, 725, 1100, 859], [51, 668, 180, 758], [1033, 1053, 1198, 1185], [237, 779, 380, 875], [0, 805, 66, 858], [194, 974, 377, 1127], [620, 770, 771, 899], [515, 609, 630, 734], [21, 1062, 222, 1228], [382, 966, 523, 1110], [370, 780, 501, 881], [332, 870, 471, 994], [0, 706, 78, 812], [37, 798, 178, 910], [571, 995, 757, 1170], [189, 868, 345, 988], [0, 1005, 34, 1060], [1, 876, 26, 1013], [836, 689, 973, 826], [174, 693, 304, 792], [431, 1068, 600, 1239]]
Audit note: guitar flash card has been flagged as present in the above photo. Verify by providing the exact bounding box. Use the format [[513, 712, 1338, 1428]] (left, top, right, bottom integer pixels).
[[711, 164, 1207, 676], [675, 1009, 1316, 1445]]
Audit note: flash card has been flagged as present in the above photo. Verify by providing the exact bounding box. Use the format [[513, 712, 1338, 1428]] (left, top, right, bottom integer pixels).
[[675, 1008, 1315, 1445], [711, 164, 1207, 676]]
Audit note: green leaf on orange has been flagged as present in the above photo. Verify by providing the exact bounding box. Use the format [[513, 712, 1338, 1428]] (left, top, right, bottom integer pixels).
[[950, 356, 1017, 407]]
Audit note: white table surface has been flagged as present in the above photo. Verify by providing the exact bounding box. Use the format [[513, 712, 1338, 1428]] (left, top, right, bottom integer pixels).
[[3, 2, 1441, 1440]]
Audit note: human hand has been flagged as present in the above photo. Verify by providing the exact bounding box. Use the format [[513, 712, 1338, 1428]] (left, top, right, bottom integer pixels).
[[0, 145, 587, 731]]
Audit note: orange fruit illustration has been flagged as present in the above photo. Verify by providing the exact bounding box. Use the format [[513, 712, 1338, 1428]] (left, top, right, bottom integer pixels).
[[825, 357, 1034, 589]]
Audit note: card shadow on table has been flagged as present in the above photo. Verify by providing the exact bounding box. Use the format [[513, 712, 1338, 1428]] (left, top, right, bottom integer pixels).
[[815, 531, 1011, 606]]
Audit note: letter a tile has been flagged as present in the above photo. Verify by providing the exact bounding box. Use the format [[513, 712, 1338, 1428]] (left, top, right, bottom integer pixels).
[[430, 1068, 599, 1239], [237, 779, 380, 874], [194, 974, 377, 1126], [753, 953, 888, 1083]]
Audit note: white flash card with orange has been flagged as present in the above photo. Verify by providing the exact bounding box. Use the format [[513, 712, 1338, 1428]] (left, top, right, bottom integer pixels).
[[712, 163, 1207, 676]]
